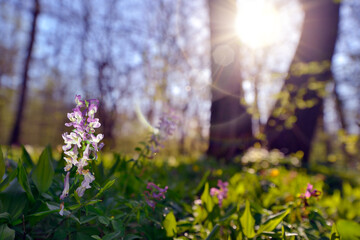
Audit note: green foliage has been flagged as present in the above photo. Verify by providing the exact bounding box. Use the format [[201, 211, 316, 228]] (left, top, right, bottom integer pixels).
[[31, 146, 54, 193], [336, 220, 360, 239], [330, 223, 340, 240], [21, 145, 33, 168], [0, 224, 15, 240], [205, 224, 220, 240], [201, 182, 214, 212], [163, 212, 177, 237], [17, 161, 35, 202], [0, 145, 359, 239], [256, 208, 290, 235], [240, 200, 256, 238]]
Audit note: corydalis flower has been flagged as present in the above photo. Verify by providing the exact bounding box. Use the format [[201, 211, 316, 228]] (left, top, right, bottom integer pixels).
[[59, 202, 64, 216], [210, 180, 229, 207], [143, 182, 168, 209], [148, 113, 177, 158], [299, 183, 321, 207], [60, 172, 70, 200], [76, 170, 95, 197], [60, 95, 104, 215]]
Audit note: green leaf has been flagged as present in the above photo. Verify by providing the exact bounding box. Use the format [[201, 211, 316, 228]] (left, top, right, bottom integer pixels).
[[31, 146, 54, 193], [219, 205, 236, 222], [0, 213, 10, 224], [163, 211, 177, 237], [79, 215, 98, 225], [205, 224, 220, 240], [67, 199, 102, 211], [95, 179, 116, 198], [124, 234, 142, 240], [0, 146, 4, 182], [73, 189, 81, 204], [193, 170, 210, 194], [17, 162, 35, 203], [27, 209, 59, 218], [257, 208, 290, 234], [21, 146, 33, 168], [103, 232, 121, 240], [0, 188, 27, 221], [25, 203, 57, 226], [0, 170, 17, 192], [107, 154, 121, 177], [91, 236, 102, 240], [98, 216, 110, 226], [111, 219, 124, 233], [337, 219, 360, 239], [201, 182, 214, 212], [330, 223, 340, 240], [281, 226, 286, 240], [0, 224, 15, 240], [240, 200, 256, 238]]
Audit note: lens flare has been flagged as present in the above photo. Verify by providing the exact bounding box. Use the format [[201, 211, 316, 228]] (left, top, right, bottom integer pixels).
[[235, 0, 281, 49]]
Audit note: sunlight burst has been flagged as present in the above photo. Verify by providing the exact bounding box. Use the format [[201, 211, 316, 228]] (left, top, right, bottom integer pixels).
[[235, 0, 281, 49]]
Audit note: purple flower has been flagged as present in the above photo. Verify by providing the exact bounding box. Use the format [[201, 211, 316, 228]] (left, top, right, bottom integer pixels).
[[145, 199, 156, 209], [75, 95, 85, 108], [62, 132, 82, 151], [77, 144, 90, 174], [65, 108, 84, 129], [90, 133, 104, 152], [60, 95, 104, 213], [60, 172, 70, 200], [158, 115, 176, 137], [87, 99, 99, 118], [76, 170, 95, 197], [143, 182, 168, 209], [148, 112, 177, 158], [64, 145, 78, 171], [300, 183, 321, 207], [210, 180, 229, 207]]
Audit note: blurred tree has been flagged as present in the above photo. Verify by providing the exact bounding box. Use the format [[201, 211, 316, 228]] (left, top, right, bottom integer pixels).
[[332, 0, 360, 132], [0, 45, 17, 83], [265, 0, 341, 165], [0, 42, 18, 143], [207, 0, 253, 161], [9, 0, 40, 145]]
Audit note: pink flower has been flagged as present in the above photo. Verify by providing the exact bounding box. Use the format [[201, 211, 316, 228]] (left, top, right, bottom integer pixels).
[[210, 180, 229, 207], [300, 183, 321, 207]]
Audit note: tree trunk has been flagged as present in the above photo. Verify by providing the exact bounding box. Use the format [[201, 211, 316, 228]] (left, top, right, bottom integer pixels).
[[265, 0, 340, 166], [207, 0, 253, 161], [9, 0, 40, 145], [96, 61, 116, 149], [332, 79, 347, 130]]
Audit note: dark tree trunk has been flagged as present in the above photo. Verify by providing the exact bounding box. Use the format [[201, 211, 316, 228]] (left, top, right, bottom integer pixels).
[[9, 0, 40, 145], [265, 0, 340, 166], [207, 0, 253, 161]]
